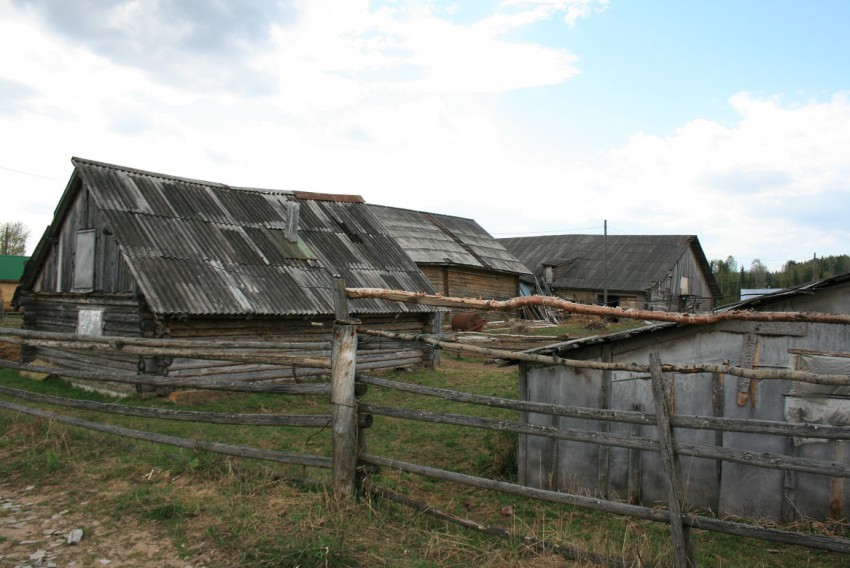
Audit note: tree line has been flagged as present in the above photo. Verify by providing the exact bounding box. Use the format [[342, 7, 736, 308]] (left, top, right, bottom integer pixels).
[[710, 254, 850, 306]]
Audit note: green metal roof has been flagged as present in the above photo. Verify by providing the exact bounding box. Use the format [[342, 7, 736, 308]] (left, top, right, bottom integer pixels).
[[0, 255, 29, 281]]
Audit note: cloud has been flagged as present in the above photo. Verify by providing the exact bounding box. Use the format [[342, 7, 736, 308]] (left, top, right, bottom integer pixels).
[[0, 76, 37, 115], [13, 0, 583, 104], [501, 0, 610, 27], [12, 0, 295, 95], [699, 168, 794, 195], [536, 92, 850, 267]]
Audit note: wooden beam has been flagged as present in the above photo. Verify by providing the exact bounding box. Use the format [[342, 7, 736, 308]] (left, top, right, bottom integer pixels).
[[331, 321, 358, 501], [346, 288, 850, 325], [649, 353, 695, 567]]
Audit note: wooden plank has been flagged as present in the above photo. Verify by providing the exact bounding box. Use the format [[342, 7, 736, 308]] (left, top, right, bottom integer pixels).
[[598, 345, 612, 498], [627, 403, 642, 505], [649, 353, 694, 567]]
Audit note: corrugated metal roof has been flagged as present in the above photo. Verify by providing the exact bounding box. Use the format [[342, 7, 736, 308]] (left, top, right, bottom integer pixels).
[[0, 255, 29, 281], [499, 234, 714, 292], [369, 205, 531, 275], [57, 158, 437, 316]]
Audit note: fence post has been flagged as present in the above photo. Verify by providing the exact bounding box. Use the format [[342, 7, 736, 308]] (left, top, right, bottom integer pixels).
[[649, 352, 696, 568], [331, 278, 359, 501]]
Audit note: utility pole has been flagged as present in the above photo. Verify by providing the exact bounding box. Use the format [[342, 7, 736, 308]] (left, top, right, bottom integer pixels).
[[603, 220, 608, 308]]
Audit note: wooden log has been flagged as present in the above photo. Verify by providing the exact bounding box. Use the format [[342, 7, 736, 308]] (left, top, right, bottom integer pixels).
[[3, 337, 332, 369], [356, 374, 850, 440], [0, 385, 334, 427], [361, 402, 659, 451], [0, 359, 331, 394], [0, 399, 331, 469], [649, 353, 694, 567], [359, 453, 850, 554], [334, 277, 350, 322], [359, 402, 850, 478], [0, 327, 331, 351], [331, 322, 358, 501], [346, 288, 850, 325]]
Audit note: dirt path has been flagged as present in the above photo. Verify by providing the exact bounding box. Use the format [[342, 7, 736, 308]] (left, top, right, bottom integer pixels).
[[0, 481, 211, 568]]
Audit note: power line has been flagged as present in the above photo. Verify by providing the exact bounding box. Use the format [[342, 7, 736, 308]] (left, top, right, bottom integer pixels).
[[0, 165, 58, 181]]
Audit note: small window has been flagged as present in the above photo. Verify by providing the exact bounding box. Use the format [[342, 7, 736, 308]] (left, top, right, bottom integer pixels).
[[77, 308, 104, 336], [73, 229, 96, 291]]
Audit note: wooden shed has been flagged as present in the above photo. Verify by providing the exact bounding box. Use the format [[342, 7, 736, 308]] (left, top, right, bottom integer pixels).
[[499, 234, 720, 312], [14, 158, 440, 393], [0, 254, 28, 312], [518, 273, 850, 522], [369, 205, 531, 323]]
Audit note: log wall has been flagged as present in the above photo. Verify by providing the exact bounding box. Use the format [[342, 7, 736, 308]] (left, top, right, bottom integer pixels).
[[17, 289, 437, 391], [15, 291, 148, 394]]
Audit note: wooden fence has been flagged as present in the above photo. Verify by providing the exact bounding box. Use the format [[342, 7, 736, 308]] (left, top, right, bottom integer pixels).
[[2, 289, 850, 567]]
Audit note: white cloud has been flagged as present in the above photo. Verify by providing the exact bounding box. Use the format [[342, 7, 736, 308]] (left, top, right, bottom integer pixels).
[[500, 92, 850, 268], [502, 0, 610, 26]]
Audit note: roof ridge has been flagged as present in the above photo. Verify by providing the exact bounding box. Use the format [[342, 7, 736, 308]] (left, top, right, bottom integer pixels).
[[71, 157, 294, 196]]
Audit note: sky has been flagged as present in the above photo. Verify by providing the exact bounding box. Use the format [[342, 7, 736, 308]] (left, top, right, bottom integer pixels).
[[1, 0, 849, 271]]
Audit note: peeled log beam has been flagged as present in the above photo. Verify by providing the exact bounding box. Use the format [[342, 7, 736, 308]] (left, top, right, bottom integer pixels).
[[357, 328, 850, 386], [346, 288, 850, 326]]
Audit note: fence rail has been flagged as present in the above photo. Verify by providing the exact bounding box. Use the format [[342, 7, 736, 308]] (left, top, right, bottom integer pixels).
[[2, 288, 850, 567]]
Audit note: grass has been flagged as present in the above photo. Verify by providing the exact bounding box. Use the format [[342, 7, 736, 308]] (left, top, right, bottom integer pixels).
[[1, 357, 849, 566]]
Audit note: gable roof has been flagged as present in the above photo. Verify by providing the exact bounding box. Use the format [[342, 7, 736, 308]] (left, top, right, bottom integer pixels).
[[369, 205, 531, 276], [0, 255, 29, 281], [498, 234, 718, 295], [20, 158, 437, 317]]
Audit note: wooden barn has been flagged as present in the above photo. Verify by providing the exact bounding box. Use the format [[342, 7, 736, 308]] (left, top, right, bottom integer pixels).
[[0, 254, 28, 312], [14, 158, 440, 393], [369, 205, 530, 323], [499, 234, 720, 312], [518, 273, 850, 522]]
